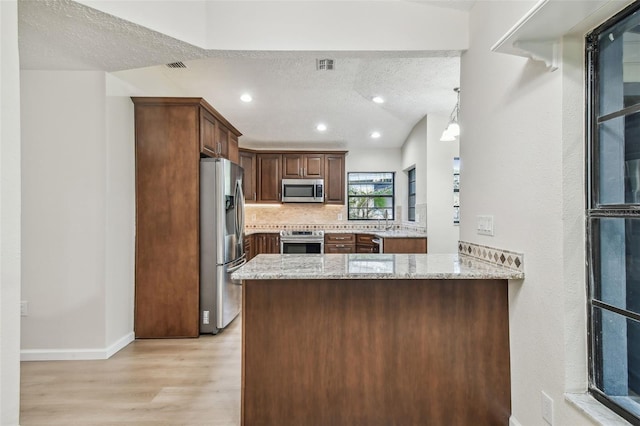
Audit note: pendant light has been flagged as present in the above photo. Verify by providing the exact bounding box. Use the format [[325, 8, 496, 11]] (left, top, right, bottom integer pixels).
[[440, 87, 460, 141]]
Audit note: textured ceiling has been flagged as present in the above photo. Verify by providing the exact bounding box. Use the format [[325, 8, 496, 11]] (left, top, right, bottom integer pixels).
[[18, 0, 462, 149]]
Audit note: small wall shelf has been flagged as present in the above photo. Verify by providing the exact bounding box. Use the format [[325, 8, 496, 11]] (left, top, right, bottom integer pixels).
[[491, 0, 634, 71]]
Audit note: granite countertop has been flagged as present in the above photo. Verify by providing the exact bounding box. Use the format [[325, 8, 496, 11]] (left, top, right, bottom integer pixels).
[[231, 253, 524, 280], [245, 228, 427, 238]]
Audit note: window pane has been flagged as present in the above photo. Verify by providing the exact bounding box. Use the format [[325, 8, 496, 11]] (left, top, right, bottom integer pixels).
[[598, 13, 640, 116], [348, 172, 394, 221], [592, 307, 640, 421], [597, 111, 640, 205], [592, 217, 640, 315]]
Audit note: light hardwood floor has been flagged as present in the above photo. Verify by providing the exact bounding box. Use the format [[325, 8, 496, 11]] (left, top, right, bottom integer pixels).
[[20, 316, 241, 426]]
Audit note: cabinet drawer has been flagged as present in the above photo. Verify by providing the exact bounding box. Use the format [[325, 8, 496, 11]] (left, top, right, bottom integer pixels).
[[356, 245, 379, 253], [356, 233, 376, 244], [325, 233, 355, 244], [325, 244, 355, 254]]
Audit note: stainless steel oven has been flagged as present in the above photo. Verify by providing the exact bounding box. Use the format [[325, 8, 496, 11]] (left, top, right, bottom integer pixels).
[[280, 230, 324, 254]]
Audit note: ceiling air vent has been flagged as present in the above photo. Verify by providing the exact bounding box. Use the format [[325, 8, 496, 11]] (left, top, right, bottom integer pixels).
[[316, 59, 335, 71], [166, 61, 187, 69]]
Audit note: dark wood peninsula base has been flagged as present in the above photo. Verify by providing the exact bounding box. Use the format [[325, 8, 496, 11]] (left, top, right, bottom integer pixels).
[[241, 278, 511, 426]]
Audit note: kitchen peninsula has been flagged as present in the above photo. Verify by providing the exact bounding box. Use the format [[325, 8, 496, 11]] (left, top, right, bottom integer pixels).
[[232, 253, 523, 425]]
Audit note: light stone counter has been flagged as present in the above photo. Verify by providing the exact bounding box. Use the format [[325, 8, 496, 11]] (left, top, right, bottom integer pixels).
[[245, 228, 427, 238], [231, 253, 524, 280]]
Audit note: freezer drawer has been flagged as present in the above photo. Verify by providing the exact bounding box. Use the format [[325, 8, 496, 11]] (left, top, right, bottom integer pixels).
[[200, 256, 245, 334]]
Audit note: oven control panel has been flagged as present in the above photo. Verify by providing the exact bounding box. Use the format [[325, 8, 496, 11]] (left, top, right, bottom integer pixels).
[[280, 230, 325, 238]]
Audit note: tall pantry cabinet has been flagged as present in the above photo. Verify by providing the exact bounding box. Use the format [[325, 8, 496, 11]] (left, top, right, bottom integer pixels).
[[132, 97, 241, 338]]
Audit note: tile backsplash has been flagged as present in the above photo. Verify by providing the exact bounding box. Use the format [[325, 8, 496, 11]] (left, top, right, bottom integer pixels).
[[458, 241, 524, 273], [245, 203, 427, 232]]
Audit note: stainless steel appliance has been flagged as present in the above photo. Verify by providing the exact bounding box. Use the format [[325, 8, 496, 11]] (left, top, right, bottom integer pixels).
[[281, 178, 324, 203], [200, 158, 246, 334], [280, 230, 324, 254]]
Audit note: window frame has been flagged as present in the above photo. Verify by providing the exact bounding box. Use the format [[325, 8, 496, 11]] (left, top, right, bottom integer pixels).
[[347, 172, 395, 221], [586, 3, 640, 424], [408, 167, 416, 222]]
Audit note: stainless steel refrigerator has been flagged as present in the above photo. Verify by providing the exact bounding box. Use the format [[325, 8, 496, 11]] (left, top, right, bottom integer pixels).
[[200, 158, 246, 334]]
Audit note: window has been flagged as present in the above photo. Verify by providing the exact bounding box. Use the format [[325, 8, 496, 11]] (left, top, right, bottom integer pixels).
[[587, 3, 640, 424], [408, 168, 416, 222], [348, 172, 394, 220]]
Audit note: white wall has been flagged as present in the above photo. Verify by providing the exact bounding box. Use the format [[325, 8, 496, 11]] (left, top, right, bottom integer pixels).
[[77, 0, 468, 52], [426, 114, 459, 253], [460, 2, 592, 425], [20, 71, 135, 359], [347, 148, 403, 221], [401, 116, 428, 205], [104, 74, 135, 348], [0, 1, 22, 423]]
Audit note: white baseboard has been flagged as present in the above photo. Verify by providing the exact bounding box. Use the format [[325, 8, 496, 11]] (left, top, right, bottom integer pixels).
[[106, 332, 135, 358], [509, 416, 523, 426], [21, 332, 135, 361]]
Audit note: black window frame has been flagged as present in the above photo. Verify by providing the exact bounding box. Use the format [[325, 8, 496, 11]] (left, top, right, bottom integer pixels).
[[408, 168, 416, 222], [586, 3, 640, 424], [347, 172, 395, 221]]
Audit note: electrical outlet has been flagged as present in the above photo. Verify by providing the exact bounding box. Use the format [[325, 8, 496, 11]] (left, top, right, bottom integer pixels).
[[541, 391, 553, 425], [251, 214, 256, 221], [415, 213, 420, 222], [20, 301, 28, 317], [337, 213, 343, 221], [477, 215, 494, 236]]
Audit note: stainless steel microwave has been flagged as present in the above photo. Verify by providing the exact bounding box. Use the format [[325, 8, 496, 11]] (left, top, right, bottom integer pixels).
[[281, 179, 324, 203]]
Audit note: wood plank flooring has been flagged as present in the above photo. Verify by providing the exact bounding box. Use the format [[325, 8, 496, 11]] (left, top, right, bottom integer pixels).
[[20, 317, 241, 426]]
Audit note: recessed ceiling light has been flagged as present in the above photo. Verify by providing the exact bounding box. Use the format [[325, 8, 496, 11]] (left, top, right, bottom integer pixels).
[[371, 131, 381, 139], [372, 96, 384, 104], [240, 93, 253, 103], [316, 123, 327, 132]]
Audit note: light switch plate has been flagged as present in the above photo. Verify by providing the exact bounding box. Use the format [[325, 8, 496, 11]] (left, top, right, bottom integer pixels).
[[476, 215, 494, 236]]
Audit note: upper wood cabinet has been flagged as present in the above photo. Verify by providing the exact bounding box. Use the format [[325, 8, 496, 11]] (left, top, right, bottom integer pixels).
[[239, 149, 257, 203], [240, 149, 346, 204], [229, 132, 239, 163], [324, 154, 346, 204], [200, 109, 218, 157], [131, 97, 242, 338], [257, 153, 282, 203], [282, 153, 325, 179], [195, 98, 241, 159]]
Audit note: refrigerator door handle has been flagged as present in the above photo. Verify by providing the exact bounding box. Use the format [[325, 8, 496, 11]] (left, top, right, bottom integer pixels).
[[235, 180, 245, 239], [227, 256, 247, 274]]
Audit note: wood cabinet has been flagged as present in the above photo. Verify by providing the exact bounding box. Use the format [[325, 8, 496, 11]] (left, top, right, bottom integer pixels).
[[256, 153, 282, 203], [239, 150, 257, 203], [282, 153, 325, 178], [237, 150, 346, 204], [356, 233, 380, 253], [200, 109, 217, 157], [132, 97, 241, 338], [324, 233, 355, 253], [198, 100, 241, 159], [324, 154, 346, 204], [254, 233, 280, 254], [244, 235, 255, 261], [229, 132, 239, 163], [381, 237, 428, 254]]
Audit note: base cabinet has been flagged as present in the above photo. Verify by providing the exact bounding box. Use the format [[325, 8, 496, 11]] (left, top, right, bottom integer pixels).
[[381, 237, 428, 254], [250, 233, 280, 255], [356, 234, 380, 253], [325, 233, 355, 253]]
